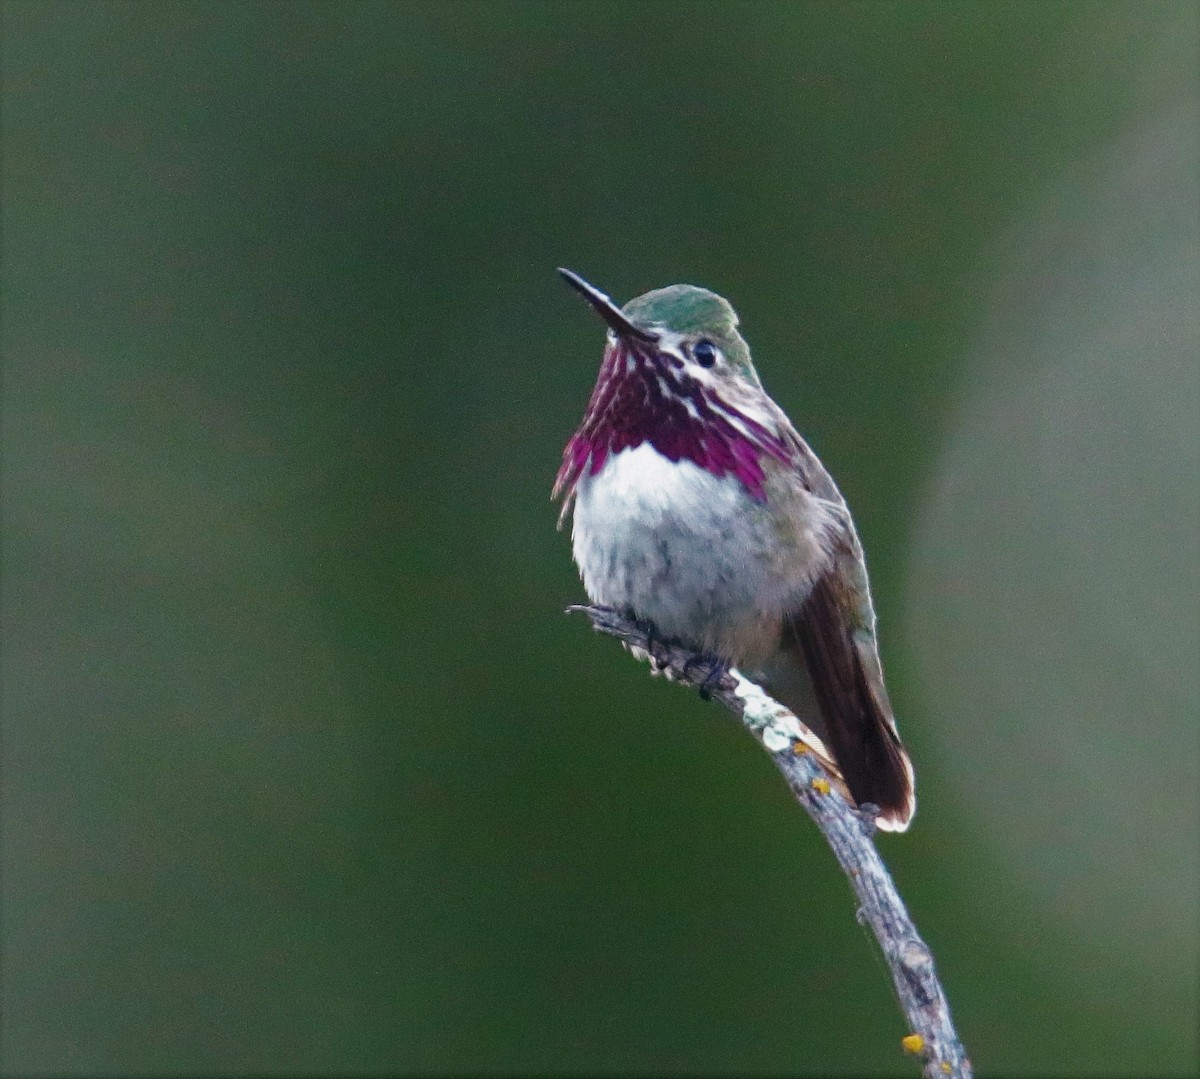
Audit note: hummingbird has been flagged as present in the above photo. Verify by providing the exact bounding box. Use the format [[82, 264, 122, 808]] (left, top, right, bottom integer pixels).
[[553, 269, 915, 832]]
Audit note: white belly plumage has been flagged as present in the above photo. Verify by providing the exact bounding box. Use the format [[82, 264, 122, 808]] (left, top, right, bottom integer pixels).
[[570, 443, 832, 663]]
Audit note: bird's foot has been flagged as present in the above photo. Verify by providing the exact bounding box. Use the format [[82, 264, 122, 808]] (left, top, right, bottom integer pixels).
[[628, 612, 669, 672], [681, 651, 731, 700]]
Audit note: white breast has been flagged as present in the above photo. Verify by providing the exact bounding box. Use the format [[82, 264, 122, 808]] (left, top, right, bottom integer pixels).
[[569, 443, 829, 662]]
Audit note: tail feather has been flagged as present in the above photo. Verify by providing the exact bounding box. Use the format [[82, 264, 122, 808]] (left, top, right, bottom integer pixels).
[[773, 572, 916, 831]]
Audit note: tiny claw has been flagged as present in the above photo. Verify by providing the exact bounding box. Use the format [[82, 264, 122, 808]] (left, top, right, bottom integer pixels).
[[681, 652, 730, 699], [630, 614, 669, 671], [565, 602, 617, 620]]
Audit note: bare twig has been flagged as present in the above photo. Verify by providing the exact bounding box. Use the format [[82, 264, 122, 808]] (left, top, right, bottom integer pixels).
[[569, 604, 973, 1079]]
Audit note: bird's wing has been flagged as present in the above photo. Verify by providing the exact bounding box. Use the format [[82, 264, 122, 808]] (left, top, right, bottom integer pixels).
[[775, 429, 916, 831]]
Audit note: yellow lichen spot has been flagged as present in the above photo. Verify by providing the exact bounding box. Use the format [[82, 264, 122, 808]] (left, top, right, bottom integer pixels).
[[940, 1063, 952, 1074], [811, 777, 831, 795], [901, 1033, 925, 1055], [792, 741, 808, 755]]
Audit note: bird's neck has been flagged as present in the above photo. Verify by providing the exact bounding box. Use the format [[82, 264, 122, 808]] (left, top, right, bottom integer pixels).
[[555, 338, 796, 505]]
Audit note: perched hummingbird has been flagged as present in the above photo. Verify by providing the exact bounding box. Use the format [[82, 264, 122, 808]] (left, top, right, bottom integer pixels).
[[553, 269, 915, 832]]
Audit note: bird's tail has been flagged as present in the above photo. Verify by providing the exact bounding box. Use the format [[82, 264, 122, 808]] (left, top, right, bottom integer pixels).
[[761, 576, 916, 832]]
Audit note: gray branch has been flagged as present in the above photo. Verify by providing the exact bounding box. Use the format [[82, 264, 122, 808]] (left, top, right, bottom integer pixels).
[[569, 604, 973, 1079]]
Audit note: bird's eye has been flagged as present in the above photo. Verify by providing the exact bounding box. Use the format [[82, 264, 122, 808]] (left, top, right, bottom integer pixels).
[[693, 339, 718, 368]]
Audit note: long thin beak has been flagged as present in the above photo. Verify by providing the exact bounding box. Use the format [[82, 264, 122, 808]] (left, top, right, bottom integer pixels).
[[557, 268, 658, 342]]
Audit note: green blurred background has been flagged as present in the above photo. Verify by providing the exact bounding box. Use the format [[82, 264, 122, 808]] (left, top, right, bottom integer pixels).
[[3, 2, 1197, 1075]]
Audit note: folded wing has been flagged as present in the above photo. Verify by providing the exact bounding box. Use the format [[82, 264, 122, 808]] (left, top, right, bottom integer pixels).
[[780, 564, 916, 832]]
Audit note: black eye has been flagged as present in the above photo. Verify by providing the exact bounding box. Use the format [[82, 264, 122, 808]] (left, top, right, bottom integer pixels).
[[693, 339, 718, 367]]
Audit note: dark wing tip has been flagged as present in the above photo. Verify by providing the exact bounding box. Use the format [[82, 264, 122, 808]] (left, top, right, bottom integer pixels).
[[870, 747, 917, 832], [784, 572, 917, 833]]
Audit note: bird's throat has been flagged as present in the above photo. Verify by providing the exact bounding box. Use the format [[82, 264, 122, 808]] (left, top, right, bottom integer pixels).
[[555, 338, 795, 508]]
